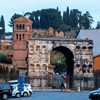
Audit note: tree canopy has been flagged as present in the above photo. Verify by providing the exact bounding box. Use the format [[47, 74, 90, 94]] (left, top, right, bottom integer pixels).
[[0, 53, 12, 64], [9, 13, 22, 27], [96, 21, 100, 29], [9, 7, 94, 30]]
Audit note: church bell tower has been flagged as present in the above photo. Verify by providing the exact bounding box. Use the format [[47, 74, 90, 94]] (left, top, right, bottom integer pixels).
[[13, 16, 32, 74]]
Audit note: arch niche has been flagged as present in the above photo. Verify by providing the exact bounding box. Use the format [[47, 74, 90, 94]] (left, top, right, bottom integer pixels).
[[51, 46, 74, 88]]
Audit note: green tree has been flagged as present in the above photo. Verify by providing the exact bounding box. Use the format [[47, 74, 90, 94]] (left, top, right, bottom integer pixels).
[[24, 12, 32, 18], [28, 8, 62, 29], [81, 11, 94, 29], [9, 13, 22, 27], [63, 7, 70, 26], [70, 9, 81, 28], [50, 51, 66, 74], [6, 58, 12, 64], [40, 8, 62, 29], [1, 15, 5, 34], [96, 21, 100, 29], [0, 53, 12, 64], [59, 24, 71, 32], [0, 53, 7, 63]]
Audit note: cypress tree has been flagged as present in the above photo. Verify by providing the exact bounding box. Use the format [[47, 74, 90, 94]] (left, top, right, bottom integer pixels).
[[1, 15, 5, 34]]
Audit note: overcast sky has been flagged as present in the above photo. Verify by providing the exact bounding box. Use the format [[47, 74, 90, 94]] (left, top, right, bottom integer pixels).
[[0, 0, 100, 32]]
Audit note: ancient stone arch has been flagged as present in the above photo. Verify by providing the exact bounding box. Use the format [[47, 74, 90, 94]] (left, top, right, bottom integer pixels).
[[28, 38, 94, 89]]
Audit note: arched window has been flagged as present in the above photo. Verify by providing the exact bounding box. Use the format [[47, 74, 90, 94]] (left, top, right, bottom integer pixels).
[[19, 34, 21, 40], [88, 46, 93, 51], [36, 45, 40, 51], [16, 34, 18, 40], [20, 24, 22, 30], [76, 64, 80, 68], [36, 64, 41, 71], [82, 64, 87, 68], [16, 24, 19, 30], [88, 64, 92, 68], [76, 46, 80, 49], [42, 46, 46, 52], [82, 46, 86, 49], [30, 64, 34, 67], [82, 46, 87, 54], [42, 64, 47, 70], [23, 24, 25, 29]]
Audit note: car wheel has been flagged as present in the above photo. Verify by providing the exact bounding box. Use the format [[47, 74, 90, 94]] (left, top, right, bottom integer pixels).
[[2, 93, 8, 100], [29, 91, 32, 96], [16, 93, 21, 98], [23, 92, 28, 97]]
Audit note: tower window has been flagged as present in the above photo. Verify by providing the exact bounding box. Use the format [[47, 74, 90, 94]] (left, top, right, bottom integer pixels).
[[16, 24, 19, 30], [16, 34, 18, 40], [19, 34, 21, 40], [23, 24, 25, 29], [20, 24, 22, 30]]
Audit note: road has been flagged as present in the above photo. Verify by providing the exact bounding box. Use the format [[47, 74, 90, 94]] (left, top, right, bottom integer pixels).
[[8, 91, 90, 100]]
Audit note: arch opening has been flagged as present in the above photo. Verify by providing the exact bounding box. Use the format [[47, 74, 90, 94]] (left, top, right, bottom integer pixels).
[[50, 46, 74, 88]]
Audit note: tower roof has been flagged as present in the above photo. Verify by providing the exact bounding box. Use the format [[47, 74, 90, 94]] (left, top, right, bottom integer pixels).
[[14, 16, 32, 23]]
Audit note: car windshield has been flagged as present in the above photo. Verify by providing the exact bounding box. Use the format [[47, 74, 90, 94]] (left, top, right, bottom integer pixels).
[[12, 85, 17, 89], [24, 84, 28, 87], [97, 88, 100, 91]]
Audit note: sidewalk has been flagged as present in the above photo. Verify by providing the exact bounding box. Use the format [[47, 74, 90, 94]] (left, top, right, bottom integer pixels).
[[32, 88, 73, 92], [32, 88, 91, 92]]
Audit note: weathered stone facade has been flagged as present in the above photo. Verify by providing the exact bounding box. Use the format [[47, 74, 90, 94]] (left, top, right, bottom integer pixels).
[[28, 38, 94, 88]]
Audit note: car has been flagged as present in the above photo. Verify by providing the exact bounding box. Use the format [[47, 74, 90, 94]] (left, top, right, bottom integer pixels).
[[11, 84, 32, 98], [23, 83, 32, 96], [8, 80, 18, 85], [89, 88, 100, 100], [0, 82, 12, 100]]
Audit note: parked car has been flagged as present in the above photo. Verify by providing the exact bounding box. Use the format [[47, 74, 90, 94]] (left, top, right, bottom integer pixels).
[[0, 82, 12, 100], [11, 84, 32, 98], [23, 83, 32, 96], [89, 88, 100, 100], [8, 80, 18, 85]]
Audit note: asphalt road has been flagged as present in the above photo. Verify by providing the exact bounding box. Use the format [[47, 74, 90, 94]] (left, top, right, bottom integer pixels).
[[8, 91, 90, 100]]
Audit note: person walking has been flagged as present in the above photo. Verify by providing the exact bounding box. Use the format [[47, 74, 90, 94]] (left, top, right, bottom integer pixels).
[[60, 82, 64, 91], [64, 82, 67, 91]]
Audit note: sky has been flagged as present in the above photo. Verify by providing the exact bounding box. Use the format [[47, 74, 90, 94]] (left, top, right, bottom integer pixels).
[[0, 0, 100, 32]]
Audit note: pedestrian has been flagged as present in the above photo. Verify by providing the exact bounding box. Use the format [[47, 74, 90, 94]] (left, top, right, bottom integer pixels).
[[60, 82, 64, 91], [64, 82, 67, 91]]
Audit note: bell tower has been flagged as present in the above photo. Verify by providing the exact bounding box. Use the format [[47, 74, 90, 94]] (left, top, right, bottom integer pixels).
[[13, 16, 32, 72]]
